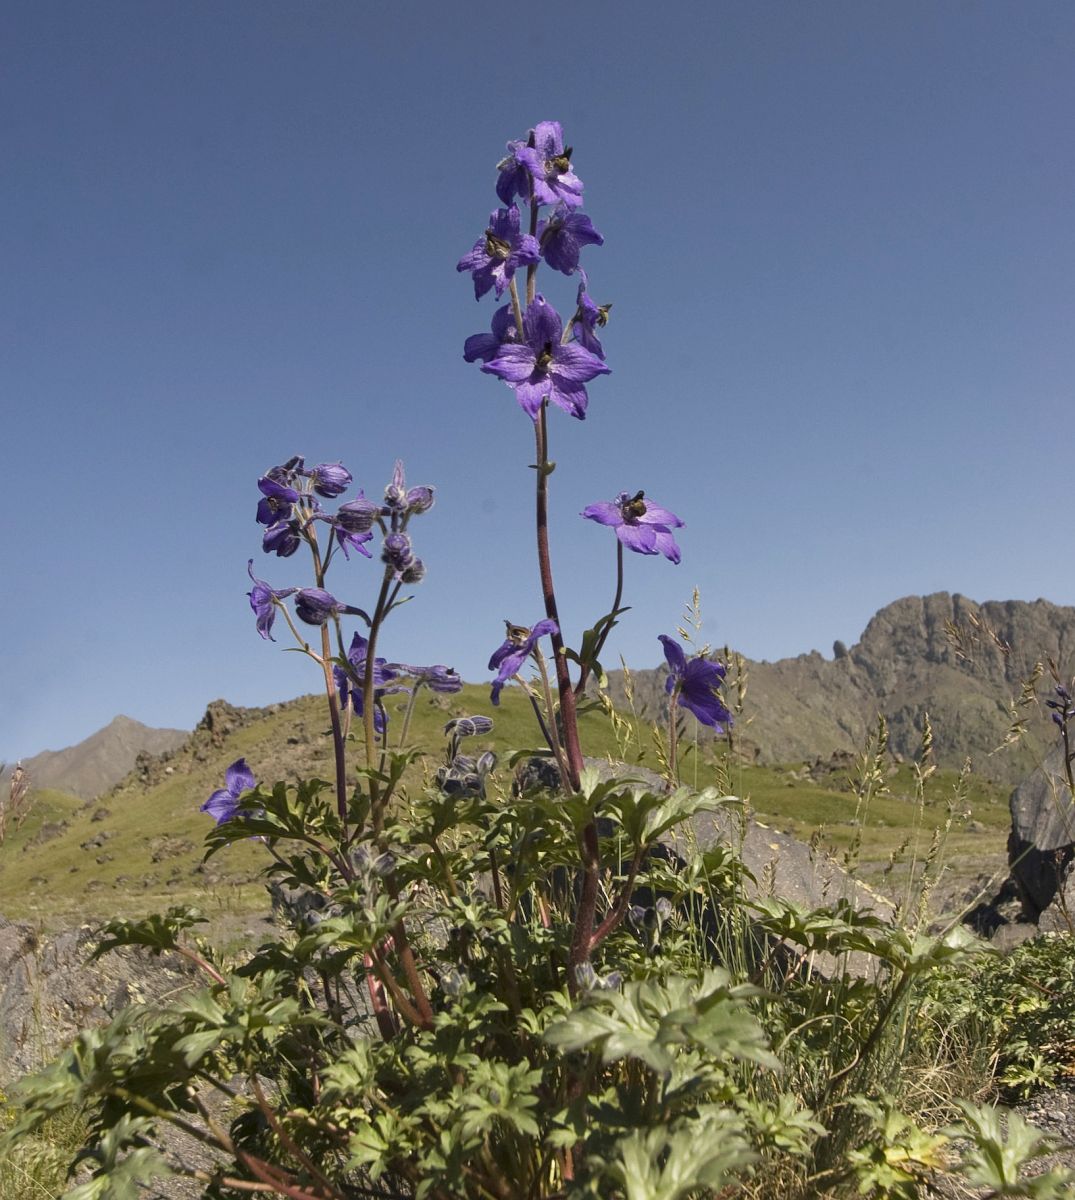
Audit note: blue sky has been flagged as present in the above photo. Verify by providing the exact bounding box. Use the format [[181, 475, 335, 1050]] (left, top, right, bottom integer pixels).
[[4, 1, 1073, 760]]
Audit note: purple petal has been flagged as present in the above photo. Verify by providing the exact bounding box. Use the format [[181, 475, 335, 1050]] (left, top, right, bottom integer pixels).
[[522, 296, 563, 349], [463, 332, 499, 363], [201, 789, 239, 824], [225, 758, 256, 797], [638, 503, 684, 527], [651, 529, 682, 564], [617, 523, 658, 554], [483, 344, 536, 383], [548, 379, 588, 420], [582, 502, 622, 527], [550, 342, 610, 385], [513, 379, 549, 419], [659, 634, 686, 677]]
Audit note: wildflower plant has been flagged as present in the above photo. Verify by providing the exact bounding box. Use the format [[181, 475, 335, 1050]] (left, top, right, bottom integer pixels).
[[4, 120, 1069, 1200]]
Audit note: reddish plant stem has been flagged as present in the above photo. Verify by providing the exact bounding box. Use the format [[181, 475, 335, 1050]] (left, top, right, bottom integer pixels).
[[533, 407, 601, 983]]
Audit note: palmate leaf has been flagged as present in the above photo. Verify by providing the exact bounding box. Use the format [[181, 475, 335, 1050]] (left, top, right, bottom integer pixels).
[[602, 784, 741, 851], [948, 1101, 1075, 1198], [545, 969, 776, 1077], [604, 1108, 755, 1200]]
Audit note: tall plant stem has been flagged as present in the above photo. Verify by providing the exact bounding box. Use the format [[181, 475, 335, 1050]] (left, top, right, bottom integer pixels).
[[363, 571, 394, 839], [533, 404, 601, 981], [533, 406, 583, 786], [307, 526, 349, 835]]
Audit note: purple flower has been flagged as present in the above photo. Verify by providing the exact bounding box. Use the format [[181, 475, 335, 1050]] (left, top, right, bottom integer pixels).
[[514, 122, 584, 209], [582, 491, 684, 563], [307, 462, 352, 498], [659, 635, 732, 731], [464, 304, 519, 364], [334, 632, 398, 732], [573, 270, 610, 360], [483, 295, 609, 420], [457, 206, 540, 300], [263, 519, 302, 558], [295, 588, 344, 626], [256, 476, 300, 526], [537, 206, 603, 275], [396, 663, 463, 694], [488, 618, 559, 705], [246, 560, 297, 640], [496, 139, 532, 207], [201, 758, 256, 825]]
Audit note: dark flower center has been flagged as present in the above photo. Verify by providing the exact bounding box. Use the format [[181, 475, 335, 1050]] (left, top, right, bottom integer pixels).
[[549, 148, 572, 175], [535, 342, 554, 373], [505, 620, 531, 646], [620, 491, 647, 521], [485, 230, 512, 260]]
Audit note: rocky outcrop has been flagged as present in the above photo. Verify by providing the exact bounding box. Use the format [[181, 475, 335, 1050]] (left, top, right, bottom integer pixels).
[[605, 594, 1075, 784], [0, 918, 194, 1084]]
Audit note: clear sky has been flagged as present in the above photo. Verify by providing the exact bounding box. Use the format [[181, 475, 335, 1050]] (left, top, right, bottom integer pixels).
[[4, 1, 1074, 760]]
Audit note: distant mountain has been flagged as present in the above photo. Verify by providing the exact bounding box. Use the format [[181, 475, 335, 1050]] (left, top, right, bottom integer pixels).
[[4, 715, 188, 800], [606, 593, 1075, 785]]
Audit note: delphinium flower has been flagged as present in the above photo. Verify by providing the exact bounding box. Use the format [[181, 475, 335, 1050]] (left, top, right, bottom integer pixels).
[[573, 271, 610, 359], [488, 618, 559, 704], [658, 635, 732, 731], [513, 121, 584, 209], [1047, 682, 1075, 731], [262, 518, 302, 558], [256, 476, 300, 527], [582, 491, 684, 563], [201, 758, 256, 825], [457, 206, 540, 300], [482, 295, 609, 420], [334, 632, 398, 731], [537, 206, 603, 275], [246, 560, 297, 640]]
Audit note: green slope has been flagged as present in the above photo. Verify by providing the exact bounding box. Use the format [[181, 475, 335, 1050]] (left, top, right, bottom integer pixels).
[[0, 687, 1011, 922]]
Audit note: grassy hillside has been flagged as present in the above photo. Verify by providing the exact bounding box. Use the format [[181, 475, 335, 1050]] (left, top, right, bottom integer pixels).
[[0, 686, 1011, 923]]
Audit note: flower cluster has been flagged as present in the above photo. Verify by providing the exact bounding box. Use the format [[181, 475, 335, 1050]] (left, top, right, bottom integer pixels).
[[460, 121, 610, 422]]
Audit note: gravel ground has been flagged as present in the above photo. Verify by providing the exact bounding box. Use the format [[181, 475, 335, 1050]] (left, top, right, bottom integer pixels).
[[928, 1085, 1075, 1198]]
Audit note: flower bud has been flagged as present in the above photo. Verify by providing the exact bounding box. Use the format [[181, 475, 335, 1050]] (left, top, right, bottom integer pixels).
[[295, 588, 342, 626], [309, 462, 352, 498], [337, 497, 380, 533], [382, 532, 414, 572], [445, 715, 495, 738], [405, 486, 435, 514], [401, 558, 426, 585]]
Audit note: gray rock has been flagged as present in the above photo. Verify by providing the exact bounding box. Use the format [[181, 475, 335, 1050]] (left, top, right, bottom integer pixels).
[[0, 917, 193, 1085], [1008, 746, 1075, 916]]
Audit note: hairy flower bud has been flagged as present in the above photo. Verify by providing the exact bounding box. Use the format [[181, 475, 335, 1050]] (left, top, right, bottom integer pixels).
[[382, 532, 414, 572], [308, 462, 352, 498], [337, 496, 380, 533], [400, 558, 426, 584], [405, 486, 435, 514], [295, 588, 342, 626], [444, 715, 495, 738]]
